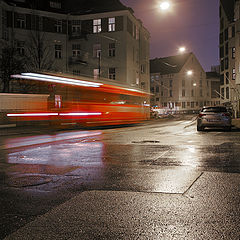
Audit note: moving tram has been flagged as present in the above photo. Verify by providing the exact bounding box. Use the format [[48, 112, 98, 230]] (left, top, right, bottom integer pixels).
[[8, 72, 150, 127]]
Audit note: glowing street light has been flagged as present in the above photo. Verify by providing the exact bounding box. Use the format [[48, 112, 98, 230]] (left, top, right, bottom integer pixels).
[[187, 70, 193, 76], [179, 47, 186, 53], [159, 1, 170, 11]]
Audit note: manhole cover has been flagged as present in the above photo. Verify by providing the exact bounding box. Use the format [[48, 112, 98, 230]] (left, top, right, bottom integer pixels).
[[7, 175, 52, 188], [132, 140, 160, 144]]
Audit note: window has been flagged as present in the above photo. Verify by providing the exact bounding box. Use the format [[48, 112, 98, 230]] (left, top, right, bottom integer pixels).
[[156, 98, 159, 102], [220, 32, 224, 45], [141, 64, 146, 74], [156, 86, 159, 93], [221, 59, 224, 71], [50, 1, 61, 9], [108, 18, 115, 32], [191, 89, 194, 97], [169, 90, 173, 97], [221, 88, 224, 99], [224, 28, 228, 41], [72, 44, 81, 57], [232, 68, 236, 80], [225, 58, 229, 70], [191, 102, 194, 108], [109, 43, 115, 57], [16, 14, 25, 28], [72, 20, 81, 33], [161, 91, 163, 97], [16, 41, 25, 55], [55, 45, 62, 59], [150, 87, 154, 93], [220, 46, 224, 58], [94, 69, 100, 79], [93, 44, 101, 58], [169, 80, 173, 87], [109, 68, 116, 80], [182, 79, 185, 87], [199, 80, 202, 87], [232, 47, 236, 59], [220, 74, 224, 85], [93, 19, 101, 33], [182, 102, 186, 108], [226, 87, 229, 99], [55, 20, 62, 33], [182, 89, 185, 97], [200, 89, 203, 97], [225, 42, 228, 55]]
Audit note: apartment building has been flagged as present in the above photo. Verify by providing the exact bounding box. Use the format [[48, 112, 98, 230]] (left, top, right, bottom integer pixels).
[[219, 0, 240, 117], [150, 52, 211, 112], [0, 0, 150, 92]]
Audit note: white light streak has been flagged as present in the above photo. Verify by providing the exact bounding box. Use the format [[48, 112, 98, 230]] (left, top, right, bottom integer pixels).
[[7, 113, 58, 117]]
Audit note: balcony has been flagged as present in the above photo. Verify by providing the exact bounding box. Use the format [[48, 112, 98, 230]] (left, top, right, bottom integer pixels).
[[69, 56, 87, 65]]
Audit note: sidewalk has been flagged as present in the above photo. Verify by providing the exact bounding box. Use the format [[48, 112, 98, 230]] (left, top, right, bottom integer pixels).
[[4, 171, 240, 240]]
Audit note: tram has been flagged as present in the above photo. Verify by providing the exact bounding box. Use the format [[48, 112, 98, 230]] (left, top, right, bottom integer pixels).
[[7, 72, 150, 127]]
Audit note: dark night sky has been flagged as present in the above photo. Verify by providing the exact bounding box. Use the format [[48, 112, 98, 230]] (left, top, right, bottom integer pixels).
[[120, 0, 219, 71]]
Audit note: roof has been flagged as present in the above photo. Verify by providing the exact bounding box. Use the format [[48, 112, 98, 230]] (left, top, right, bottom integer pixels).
[[220, 0, 235, 22], [206, 71, 220, 79], [65, 0, 131, 15], [4, 0, 132, 14], [150, 52, 192, 75]]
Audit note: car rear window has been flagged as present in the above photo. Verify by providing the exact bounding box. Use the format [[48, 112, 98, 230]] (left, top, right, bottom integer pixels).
[[202, 107, 227, 113]]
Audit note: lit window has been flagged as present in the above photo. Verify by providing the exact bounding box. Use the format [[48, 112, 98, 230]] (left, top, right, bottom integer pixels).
[[94, 69, 100, 79], [232, 47, 236, 59], [109, 68, 116, 80], [232, 68, 236, 80], [108, 18, 115, 32], [93, 19, 101, 33]]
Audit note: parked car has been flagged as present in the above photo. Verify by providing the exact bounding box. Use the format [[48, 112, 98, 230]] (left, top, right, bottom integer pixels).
[[197, 106, 232, 131]]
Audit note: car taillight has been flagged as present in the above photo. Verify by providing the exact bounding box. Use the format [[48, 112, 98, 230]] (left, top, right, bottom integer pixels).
[[198, 113, 206, 117]]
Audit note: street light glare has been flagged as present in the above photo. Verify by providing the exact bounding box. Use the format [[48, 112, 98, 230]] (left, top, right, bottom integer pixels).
[[179, 47, 186, 53], [187, 70, 193, 76], [160, 1, 170, 10]]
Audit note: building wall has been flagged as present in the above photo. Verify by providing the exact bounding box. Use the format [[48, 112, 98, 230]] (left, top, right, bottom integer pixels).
[[219, 0, 239, 117], [0, 1, 150, 93], [150, 53, 209, 111]]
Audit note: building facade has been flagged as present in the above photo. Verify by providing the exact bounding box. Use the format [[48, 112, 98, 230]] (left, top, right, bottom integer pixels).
[[0, 0, 150, 92], [219, 0, 240, 117], [150, 52, 212, 112]]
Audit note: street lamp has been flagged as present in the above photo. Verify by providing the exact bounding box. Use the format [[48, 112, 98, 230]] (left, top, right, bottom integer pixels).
[[159, 1, 170, 11], [187, 70, 193, 76], [179, 47, 186, 53]]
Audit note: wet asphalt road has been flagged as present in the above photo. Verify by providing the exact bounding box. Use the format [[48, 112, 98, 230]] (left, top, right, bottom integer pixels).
[[0, 116, 240, 239]]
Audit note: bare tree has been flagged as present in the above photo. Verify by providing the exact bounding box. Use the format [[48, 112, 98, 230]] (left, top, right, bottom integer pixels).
[[0, 43, 26, 92], [25, 30, 54, 72]]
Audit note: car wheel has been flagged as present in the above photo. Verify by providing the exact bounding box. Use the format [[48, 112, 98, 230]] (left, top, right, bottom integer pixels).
[[197, 125, 204, 131]]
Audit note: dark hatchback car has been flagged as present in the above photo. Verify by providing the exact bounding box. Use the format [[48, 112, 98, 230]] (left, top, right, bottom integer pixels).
[[197, 106, 232, 131]]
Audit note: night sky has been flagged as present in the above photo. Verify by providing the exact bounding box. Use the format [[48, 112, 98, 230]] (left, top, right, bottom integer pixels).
[[120, 0, 219, 72]]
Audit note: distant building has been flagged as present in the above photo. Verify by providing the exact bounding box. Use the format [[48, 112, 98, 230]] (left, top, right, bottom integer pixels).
[[150, 52, 211, 112], [219, 0, 240, 117], [206, 71, 221, 106], [0, 0, 150, 92]]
